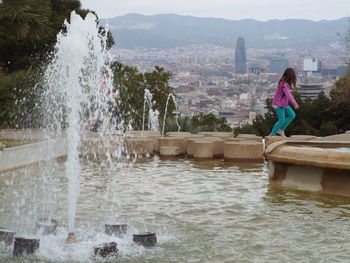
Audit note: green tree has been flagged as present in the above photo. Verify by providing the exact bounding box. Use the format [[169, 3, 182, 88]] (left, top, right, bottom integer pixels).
[[0, 69, 41, 128], [0, 0, 112, 73], [0, 0, 114, 128], [112, 62, 175, 130], [329, 69, 350, 132], [0, 0, 52, 72], [192, 113, 232, 132]]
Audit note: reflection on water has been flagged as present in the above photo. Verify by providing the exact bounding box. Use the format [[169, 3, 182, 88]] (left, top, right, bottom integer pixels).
[[1, 157, 350, 262]]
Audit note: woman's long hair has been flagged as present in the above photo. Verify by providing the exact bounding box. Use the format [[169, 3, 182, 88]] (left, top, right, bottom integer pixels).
[[278, 68, 297, 89]]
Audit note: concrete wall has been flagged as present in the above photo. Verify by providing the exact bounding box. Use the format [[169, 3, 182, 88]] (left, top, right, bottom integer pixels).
[[0, 138, 67, 173], [269, 161, 350, 196], [0, 129, 62, 140]]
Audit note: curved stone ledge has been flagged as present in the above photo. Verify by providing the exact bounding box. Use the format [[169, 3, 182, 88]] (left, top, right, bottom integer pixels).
[[224, 141, 264, 162], [265, 136, 285, 149], [265, 144, 350, 170], [289, 135, 317, 141]]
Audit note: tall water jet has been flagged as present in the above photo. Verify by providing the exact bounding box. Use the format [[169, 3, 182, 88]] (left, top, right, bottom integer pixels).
[[42, 11, 115, 234], [142, 89, 159, 132], [161, 93, 180, 137]]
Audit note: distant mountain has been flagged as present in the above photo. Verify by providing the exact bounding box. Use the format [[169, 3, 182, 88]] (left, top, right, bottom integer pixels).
[[100, 14, 348, 49]]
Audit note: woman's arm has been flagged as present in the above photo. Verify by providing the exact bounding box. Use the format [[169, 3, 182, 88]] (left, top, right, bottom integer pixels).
[[283, 83, 299, 108]]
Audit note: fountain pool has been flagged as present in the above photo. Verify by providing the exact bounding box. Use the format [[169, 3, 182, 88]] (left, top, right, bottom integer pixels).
[[1, 158, 350, 262]]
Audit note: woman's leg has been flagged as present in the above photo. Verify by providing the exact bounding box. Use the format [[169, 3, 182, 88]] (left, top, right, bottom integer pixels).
[[270, 107, 286, 136], [280, 106, 296, 131]]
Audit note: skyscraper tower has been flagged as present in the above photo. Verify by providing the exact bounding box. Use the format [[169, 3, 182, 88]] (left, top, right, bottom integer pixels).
[[234, 37, 247, 74]]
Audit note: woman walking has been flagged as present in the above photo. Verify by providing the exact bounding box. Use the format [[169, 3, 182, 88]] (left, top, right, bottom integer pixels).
[[270, 68, 299, 137]]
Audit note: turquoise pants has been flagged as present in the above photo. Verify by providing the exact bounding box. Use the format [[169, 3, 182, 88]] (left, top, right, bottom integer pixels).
[[270, 106, 296, 136]]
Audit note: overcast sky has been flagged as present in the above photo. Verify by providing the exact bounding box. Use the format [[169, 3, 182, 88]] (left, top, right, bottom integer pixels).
[[81, 0, 350, 21]]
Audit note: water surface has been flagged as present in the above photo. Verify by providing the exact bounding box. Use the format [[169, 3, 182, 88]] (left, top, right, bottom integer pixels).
[[1, 157, 350, 262]]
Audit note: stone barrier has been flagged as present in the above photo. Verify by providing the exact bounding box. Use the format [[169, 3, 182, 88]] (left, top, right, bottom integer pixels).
[[289, 135, 317, 141], [160, 146, 185, 157], [124, 137, 153, 156], [0, 138, 67, 173], [265, 136, 285, 149], [224, 141, 264, 162], [159, 137, 187, 151], [166, 132, 192, 137], [126, 133, 160, 152], [192, 140, 214, 159], [236, 134, 263, 142], [266, 141, 350, 196]]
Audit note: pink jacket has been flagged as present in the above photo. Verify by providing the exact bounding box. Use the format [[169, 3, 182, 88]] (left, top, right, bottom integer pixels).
[[272, 81, 298, 108]]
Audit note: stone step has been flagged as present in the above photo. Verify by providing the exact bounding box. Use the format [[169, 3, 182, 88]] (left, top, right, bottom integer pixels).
[[224, 141, 264, 162]]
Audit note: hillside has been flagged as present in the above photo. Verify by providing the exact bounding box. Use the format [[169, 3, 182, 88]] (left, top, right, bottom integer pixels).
[[100, 13, 348, 49]]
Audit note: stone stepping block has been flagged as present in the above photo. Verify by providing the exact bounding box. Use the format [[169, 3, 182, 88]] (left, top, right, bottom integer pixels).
[[192, 140, 214, 159], [13, 237, 40, 256], [166, 132, 192, 137], [0, 228, 16, 246], [128, 130, 161, 136], [224, 141, 264, 162], [80, 137, 122, 155], [198, 132, 234, 140], [187, 137, 224, 158], [227, 137, 246, 142], [133, 232, 157, 247], [127, 134, 160, 152], [159, 137, 187, 150], [236, 134, 263, 142], [94, 242, 118, 258], [36, 218, 58, 235], [160, 146, 185, 157], [124, 137, 154, 156], [198, 132, 232, 137]]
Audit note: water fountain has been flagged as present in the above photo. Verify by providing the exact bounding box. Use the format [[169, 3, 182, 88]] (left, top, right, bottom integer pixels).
[[161, 93, 181, 137], [0, 11, 161, 261], [42, 11, 116, 240], [142, 89, 159, 132]]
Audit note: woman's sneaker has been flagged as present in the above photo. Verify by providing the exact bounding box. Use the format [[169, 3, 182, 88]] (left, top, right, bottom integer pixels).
[[277, 130, 287, 138]]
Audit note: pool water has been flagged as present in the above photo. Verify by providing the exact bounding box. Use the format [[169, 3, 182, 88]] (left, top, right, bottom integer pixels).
[[1, 157, 350, 262]]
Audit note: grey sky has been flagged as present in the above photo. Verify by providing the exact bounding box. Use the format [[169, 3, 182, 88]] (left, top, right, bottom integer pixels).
[[81, 0, 350, 21]]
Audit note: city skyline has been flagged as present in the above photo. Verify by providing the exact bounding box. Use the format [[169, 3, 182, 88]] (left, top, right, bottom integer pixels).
[[81, 0, 350, 21]]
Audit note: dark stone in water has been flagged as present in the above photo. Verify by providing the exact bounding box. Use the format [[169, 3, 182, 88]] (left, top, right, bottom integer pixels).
[[13, 237, 40, 256], [133, 232, 157, 247], [0, 228, 16, 246], [104, 224, 127, 237], [93, 242, 118, 258], [36, 218, 58, 235]]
